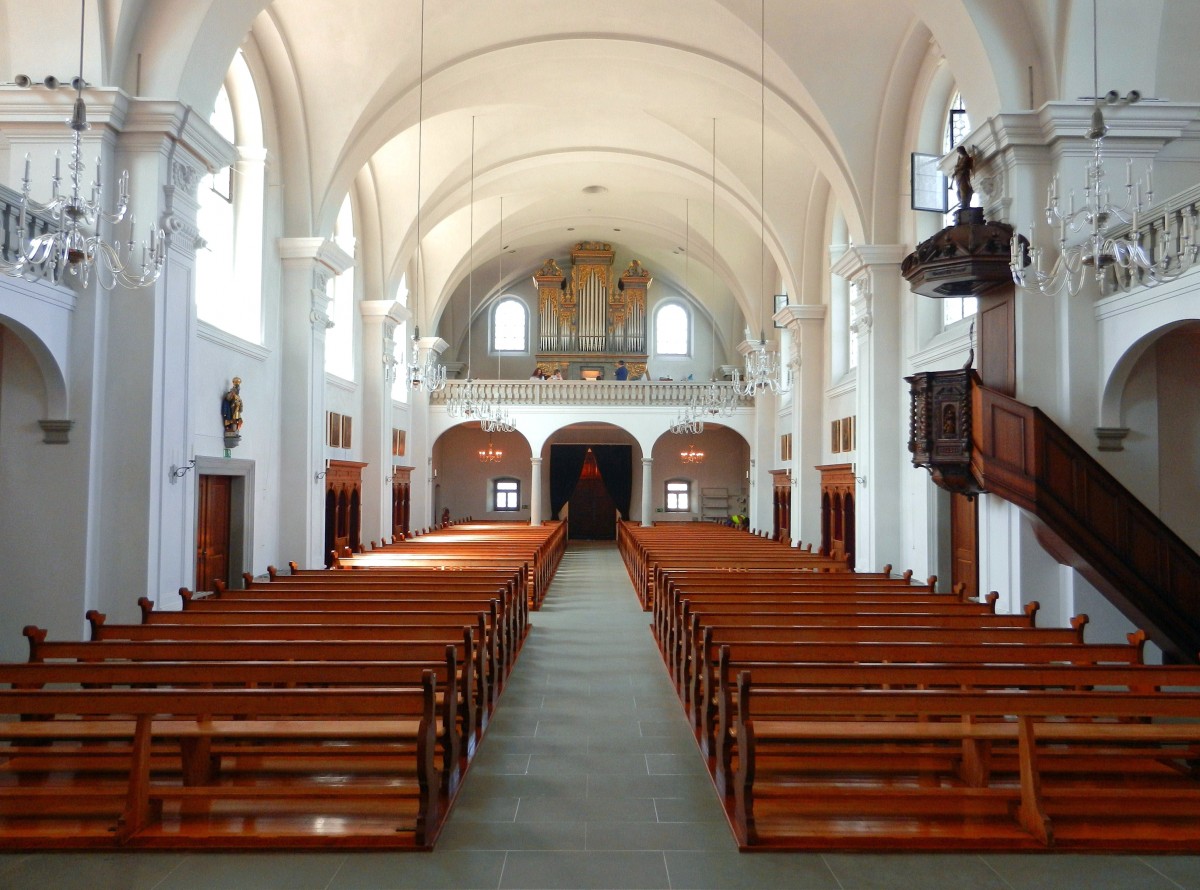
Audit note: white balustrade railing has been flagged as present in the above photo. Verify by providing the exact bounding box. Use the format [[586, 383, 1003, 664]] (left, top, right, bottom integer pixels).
[[429, 379, 753, 409], [1102, 182, 1200, 294]]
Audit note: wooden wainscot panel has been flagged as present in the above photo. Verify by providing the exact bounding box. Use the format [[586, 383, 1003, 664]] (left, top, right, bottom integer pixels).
[[1128, 512, 1167, 588], [988, 403, 1029, 470], [1081, 466, 1122, 548], [1167, 548, 1200, 616], [1041, 431, 1080, 508]]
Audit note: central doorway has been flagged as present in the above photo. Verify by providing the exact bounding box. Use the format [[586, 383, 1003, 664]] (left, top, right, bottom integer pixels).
[[550, 443, 632, 541]]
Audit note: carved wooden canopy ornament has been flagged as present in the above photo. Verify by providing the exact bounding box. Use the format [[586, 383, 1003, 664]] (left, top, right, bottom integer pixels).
[[901, 207, 1026, 299]]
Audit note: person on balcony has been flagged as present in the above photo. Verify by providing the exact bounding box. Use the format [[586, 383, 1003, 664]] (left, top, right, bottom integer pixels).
[[614, 360, 629, 381]]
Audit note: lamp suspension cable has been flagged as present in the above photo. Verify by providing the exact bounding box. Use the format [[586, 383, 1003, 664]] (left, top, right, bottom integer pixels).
[[408, 0, 446, 391], [486, 195, 514, 432], [758, 0, 766, 340], [731, 1, 786, 398], [0, 0, 165, 289]]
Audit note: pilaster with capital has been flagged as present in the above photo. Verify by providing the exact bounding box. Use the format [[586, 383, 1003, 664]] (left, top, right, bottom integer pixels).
[[831, 244, 905, 571], [774, 304, 826, 546], [277, 236, 354, 567], [82, 96, 236, 613], [359, 300, 410, 544]]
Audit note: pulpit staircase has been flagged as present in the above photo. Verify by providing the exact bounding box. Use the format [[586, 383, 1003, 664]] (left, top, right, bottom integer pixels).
[[910, 369, 1200, 663]]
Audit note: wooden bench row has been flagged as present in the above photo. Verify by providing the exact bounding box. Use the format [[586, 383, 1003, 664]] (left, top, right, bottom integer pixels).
[[0, 672, 440, 849], [618, 522, 1200, 852], [2, 522, 563, 850]]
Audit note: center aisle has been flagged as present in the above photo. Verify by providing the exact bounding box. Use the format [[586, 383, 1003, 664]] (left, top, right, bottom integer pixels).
[[411, 542, 1195, 890]]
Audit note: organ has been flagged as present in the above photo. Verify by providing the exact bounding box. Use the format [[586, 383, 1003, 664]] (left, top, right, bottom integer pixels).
[[532, 242, 650, 378]]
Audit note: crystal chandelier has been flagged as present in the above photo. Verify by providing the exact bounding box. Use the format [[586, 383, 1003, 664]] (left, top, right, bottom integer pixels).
[[407, 326, 446, 392], [679, 443, 705, 464], [670, 409, 703, 436], [448, 380, 514, 432], [478, 435, 503, 463], [1, 0, 164, 289], [1010, 0, 1197, 296], [732, 337, 784, 397]]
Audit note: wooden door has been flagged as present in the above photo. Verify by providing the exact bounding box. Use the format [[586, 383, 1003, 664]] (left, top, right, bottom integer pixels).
[[951, 492, 978, 599], [196, 474, 232, 592]]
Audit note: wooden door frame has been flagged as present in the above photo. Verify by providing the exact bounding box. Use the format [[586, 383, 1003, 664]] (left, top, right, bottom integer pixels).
[[193, 457, 255, 590]]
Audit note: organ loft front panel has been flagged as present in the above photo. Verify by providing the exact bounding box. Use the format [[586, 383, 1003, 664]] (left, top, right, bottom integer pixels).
[[533, 242, 649, 379]]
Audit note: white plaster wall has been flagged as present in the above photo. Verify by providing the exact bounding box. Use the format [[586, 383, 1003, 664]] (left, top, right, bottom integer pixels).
[[649, 426, 748, 523], [0, 329, 90, 660], [431, 425, 534, 523], [1157, 327, 1200, 552], [324, 375, 365, 465], [191, 328, 280, 578]]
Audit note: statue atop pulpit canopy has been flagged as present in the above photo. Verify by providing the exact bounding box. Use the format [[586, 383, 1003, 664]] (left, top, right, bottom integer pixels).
[[952, 145, 975, 210]]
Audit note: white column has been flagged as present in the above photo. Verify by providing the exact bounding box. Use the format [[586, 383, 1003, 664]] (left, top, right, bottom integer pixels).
[[832, 245, 905, 573], [359, 300, 407, 545], [641, 457, 654, 526], [277, 238, 352, 568], [530, 457, 543, 525], [775, 304, 826, 547]]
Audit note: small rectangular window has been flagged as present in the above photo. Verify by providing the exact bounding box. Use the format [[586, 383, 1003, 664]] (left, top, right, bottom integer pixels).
[[665, 480, 690, 513], [494, 479, 520, 512]]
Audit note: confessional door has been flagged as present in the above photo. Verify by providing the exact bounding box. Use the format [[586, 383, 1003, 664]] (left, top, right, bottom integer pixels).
[[817, 463, 855, 568], [324, 460, 367, 565], [771, 470, 791, 542], [195, 474, 232, 592]]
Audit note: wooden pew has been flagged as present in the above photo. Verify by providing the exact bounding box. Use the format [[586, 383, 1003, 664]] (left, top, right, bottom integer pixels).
[[191, 584, 527, 653], [710, 647, 1165, 790], [0, 658, 466, 793], [137, 598, 513, 694], [729, 672, 1200, 851], [682, 624, 1141, 754], [653, 573, 944, 644], [25, 626, 484, 746], [672, 614, 1088, 712], [0, 680, 441, 849], [250, 567, 528, 631], [86, 612, 502, 714], [663, 596, 1031, 673]]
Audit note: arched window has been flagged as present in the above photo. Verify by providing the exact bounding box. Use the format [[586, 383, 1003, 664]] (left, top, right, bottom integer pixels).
[[942, 91, 977, 326], [655, 302, 689, 356], [325, 195, 356, 381], [492, 298, 527, 352], [195, 50, 265, 343]]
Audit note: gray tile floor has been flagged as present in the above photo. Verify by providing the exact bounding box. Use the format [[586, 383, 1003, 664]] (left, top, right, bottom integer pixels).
[[2, 542, 1199, 889]]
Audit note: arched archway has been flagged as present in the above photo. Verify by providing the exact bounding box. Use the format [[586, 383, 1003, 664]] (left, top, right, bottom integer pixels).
[[1105, 320, 1200, 553]]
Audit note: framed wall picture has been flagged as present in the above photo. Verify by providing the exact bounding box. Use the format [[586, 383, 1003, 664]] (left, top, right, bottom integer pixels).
[[773, 293, 788, 328], [831, 418, 842, 454], [341, 415, 353, 450], [841, 415, 854, 453], [328, 411, 341, 448], [392, 428, 406, 457]]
